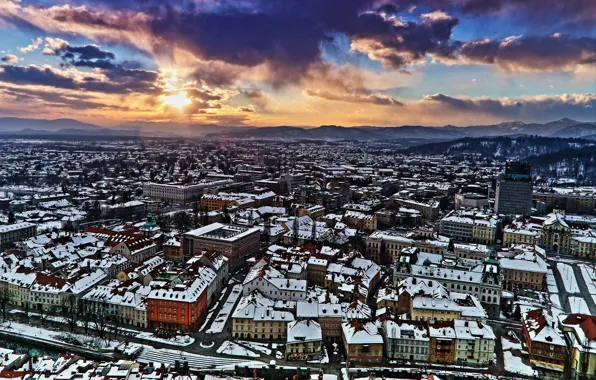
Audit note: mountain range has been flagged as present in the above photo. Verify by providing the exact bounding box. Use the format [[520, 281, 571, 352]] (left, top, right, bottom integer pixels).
[[0, 117, 595, 141]]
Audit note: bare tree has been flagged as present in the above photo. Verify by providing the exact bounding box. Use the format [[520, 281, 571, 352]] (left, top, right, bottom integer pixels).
[[0, 287, 9, 321], [92, 301, 111, 343], [39, 304, 58, 327], [60, 296, 80, 332]]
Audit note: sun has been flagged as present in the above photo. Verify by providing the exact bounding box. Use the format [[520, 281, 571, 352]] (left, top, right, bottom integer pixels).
[[162, 91, 191, 108]]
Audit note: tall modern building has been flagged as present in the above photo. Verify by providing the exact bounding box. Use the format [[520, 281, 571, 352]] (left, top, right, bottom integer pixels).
[[494, 161, 533, 216]]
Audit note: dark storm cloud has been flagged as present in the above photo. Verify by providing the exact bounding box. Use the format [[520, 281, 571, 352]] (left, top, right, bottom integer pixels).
[[460, 34, 596, 71], [0, 65, 78, 89], [0, 85, 127, 110], [0, 64, 161, 95], [423, 93, 596, 121], [149, 10, 330, 83]]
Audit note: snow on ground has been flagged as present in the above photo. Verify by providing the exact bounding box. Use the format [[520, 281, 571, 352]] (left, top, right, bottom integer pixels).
[[206, 284, 242, 334], [135, 332, 194, 347], [547, 270, 558, 293], [569, 296, 590, 314], [503, 351, 537, 377], [0, 321, 117, 349], [199, 312, 213, 332], [501, 337, 522, 351], [307, 346, 329, 364], [580, 264, 596, 295], [557, 263, 580, 293], [238, 341, 272, 355], [216, 341, 260, 358], [550, 294, 562, 308]]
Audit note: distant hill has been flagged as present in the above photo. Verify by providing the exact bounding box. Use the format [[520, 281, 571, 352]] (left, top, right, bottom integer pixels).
[[0, 117, 595, 140], [550, 123, 596, 138], [399, 135, 595, 158]]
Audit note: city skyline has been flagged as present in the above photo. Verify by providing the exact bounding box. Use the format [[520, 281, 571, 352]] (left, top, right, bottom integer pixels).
[[0, 0, 595, 128]]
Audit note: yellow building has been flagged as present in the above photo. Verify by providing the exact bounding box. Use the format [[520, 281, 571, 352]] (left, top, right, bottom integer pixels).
[[232, 305, 295, 340], [572, 236, 596, 259], [286, 320, 323, 360], [503, 228, 539, 247], [411, 297, 462, 322], [560, 314, 596, 379]]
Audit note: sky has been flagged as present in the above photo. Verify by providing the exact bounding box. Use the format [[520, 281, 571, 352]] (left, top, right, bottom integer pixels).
[[0, 0, 595, 128]]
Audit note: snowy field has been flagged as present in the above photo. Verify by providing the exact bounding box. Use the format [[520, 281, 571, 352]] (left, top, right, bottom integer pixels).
[[569, 296, 590, 314], [206, 284, 243, 334], [216, 341, 260, 358], [557, 263, 580, 293], [503, 351, 537, 376], [0, 321, 118, 349]]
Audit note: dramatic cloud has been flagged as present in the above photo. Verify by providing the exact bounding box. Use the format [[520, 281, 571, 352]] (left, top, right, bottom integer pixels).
[[305, 89, 404, 107], [460, 34, 596, 72], [422, 93, 596, 121], [17, 36, 42, 53], [1, 54, 18, 63], [0, 64, 161, 94]]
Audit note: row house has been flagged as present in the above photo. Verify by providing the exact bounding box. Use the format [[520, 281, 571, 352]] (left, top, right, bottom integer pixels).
[[342, 320, 384, 364], [522, 309, 567, 372], [499, 248, 547, 291], [147, 276, 209, 332], [559, 314, 596, 379], [243, 264, 307, 301], [383, 319, 495, 366], [83, 280, 151, 328], [285, 320, 323, 360], [231, 290, 294, 340]]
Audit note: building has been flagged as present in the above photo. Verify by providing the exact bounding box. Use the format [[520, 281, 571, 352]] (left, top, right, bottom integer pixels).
[[317, 303, 343, 341], [163, 238, 183, 262], [541, 212, 573, 254], [455, 193, 489, 209], [285, 320, 323, 360], [341, 320, 383, 364], [502, 223, 540, 247], [342, 211, 377, 231], [383, 320, 429, 362], [411, 297, 462, 322], [0, 223, 36, 251], [231, 291, 294, 340], [534, 189, 596, 215], [394, 246, 503, 319], [495, 161, 533, 216], [146, 277, 209, 332], [183, 223, 260, 270], [143, 180, 232, 204], [500, 248, 547, 291], [453, 320, 495, 365], [522, 309, 566, 371], [428, 320, 456, 364], [571, 236, 596, 259], [559, 314, 596, 379], [392, 198, 440, 220]]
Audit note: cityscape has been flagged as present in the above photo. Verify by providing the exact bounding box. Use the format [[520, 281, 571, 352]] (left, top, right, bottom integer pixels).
[[1, 0, 596, 380]]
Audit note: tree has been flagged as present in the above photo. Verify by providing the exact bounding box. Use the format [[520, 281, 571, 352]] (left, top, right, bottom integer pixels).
[[7, 211, 15, 225], [0, 287, 9, 321], [174, 211, 192, 231], [61, 296, 81, 332], [39, 305, 58, 327], [512, 304, 522, 321]]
